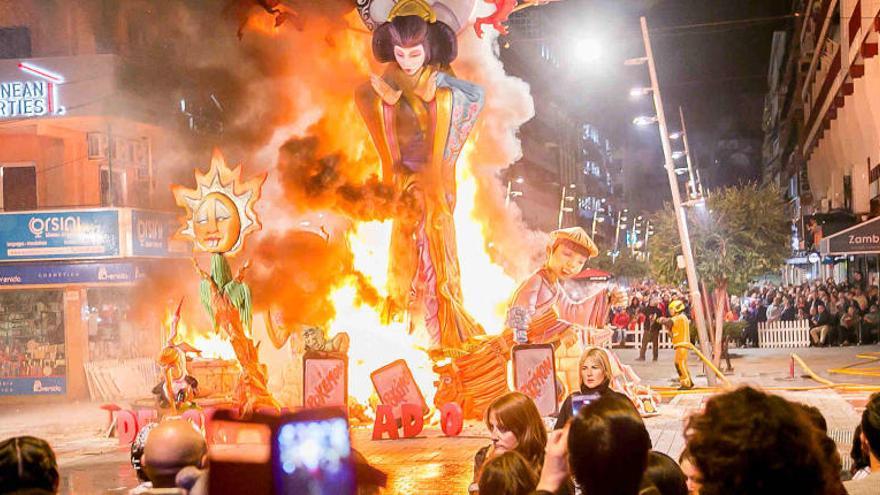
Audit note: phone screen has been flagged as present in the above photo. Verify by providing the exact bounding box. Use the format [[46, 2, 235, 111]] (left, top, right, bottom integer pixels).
[[275, 416, 355, 495], [571, 392, 601, 415]]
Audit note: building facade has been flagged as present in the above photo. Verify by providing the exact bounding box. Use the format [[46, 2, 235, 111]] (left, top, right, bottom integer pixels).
[[763, 0, 880, 284], [0, 2, 187, 400]]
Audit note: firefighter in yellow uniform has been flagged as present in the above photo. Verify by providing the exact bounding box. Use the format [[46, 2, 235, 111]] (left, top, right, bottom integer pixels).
[[659, 300, 694, 390]]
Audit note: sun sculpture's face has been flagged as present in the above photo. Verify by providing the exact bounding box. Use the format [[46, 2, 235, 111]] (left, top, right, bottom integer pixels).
[[194, 193, 242, 253], [172, 151, 266, 257]]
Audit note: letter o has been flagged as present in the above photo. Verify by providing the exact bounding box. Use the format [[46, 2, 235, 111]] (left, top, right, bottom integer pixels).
[[440, 402, 463, 437]]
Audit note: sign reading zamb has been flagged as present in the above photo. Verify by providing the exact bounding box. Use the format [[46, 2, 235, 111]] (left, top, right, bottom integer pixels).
[[0, 63, 65, 119], [820, 217, 880, 255]]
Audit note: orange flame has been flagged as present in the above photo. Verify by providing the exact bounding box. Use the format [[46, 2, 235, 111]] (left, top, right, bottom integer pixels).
[[164, 310, 236, 361]]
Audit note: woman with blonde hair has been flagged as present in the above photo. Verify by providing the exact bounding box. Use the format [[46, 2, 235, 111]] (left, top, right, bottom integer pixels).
[[555, 346, 634, 429], [469, 392, 547, 493]]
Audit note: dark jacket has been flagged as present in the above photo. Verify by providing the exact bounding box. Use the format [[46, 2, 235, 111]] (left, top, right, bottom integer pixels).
[[554, 380, 633, 430]]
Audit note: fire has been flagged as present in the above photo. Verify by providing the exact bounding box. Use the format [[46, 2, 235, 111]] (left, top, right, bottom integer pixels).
[[163, 311, 236, 361], [326, 146, 516, 406]]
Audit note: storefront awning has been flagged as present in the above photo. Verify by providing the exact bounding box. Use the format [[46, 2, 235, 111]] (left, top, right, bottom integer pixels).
[[819, 216, 880, 255]]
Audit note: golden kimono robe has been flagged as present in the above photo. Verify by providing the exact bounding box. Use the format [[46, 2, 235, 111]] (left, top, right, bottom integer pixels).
[[356, 64, 485, 350]]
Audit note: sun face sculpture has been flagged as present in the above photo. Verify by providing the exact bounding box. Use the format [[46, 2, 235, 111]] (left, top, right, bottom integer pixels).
[[172, 150, 267, 255]]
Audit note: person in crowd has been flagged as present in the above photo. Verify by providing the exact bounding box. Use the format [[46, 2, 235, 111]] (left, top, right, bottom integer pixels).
[[780, 297, 797, 321], [863, 304, 880, 343], [141, 418, 207, 490], [809, 302, 832, 346], [640, 451, 687, 495], [0, 436, 59, 495], [478, 451, 538, 495], [471, 392, 546, 493], [534, 393, 652, 495], [684, 386, 841, 495], [678, 448, 701, 495], [839, 305, 860, 345], [795, 403, 846, 493], [611, 308, 631, 348], [765, 296, 783, 322], [637, 299, 664, 362], [555, 347, 633, 429], [845, 392, 880, 494], [741, 300, 759, 347]]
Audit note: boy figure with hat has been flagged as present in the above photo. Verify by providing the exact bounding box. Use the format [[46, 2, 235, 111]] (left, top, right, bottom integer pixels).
[[506, 227, 610, 345]]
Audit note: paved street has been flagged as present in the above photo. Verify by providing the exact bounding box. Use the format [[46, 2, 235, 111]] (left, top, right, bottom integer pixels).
[[2, 345, 878, 494]]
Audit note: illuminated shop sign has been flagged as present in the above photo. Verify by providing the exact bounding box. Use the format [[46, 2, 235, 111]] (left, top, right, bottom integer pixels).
[[0, 62, 65, 119]]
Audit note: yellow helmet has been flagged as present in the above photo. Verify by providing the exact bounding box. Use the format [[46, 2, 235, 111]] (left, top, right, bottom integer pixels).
[[668, 300, 686, 316]]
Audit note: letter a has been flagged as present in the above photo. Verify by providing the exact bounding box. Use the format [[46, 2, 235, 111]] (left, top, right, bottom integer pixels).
[[371, 404, 399, 440]]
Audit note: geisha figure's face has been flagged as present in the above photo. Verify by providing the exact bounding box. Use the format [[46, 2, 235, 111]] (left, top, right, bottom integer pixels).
[[193, 192, 241, 253], [394, 44, 426, 75]]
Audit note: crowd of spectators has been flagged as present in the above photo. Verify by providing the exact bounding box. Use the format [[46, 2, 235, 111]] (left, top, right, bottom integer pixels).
[[612, 275, 880, 349], [736, 275, 880, 346], [4, 382, 880, 495]]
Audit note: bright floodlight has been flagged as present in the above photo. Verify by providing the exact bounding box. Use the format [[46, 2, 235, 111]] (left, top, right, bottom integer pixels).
[[515, 176, 525, 184], [674, 167, 689, 176], [633, 115, 658, 126], [672, 150, 686, 160], [624, 56, 648, 66], [629, 87, 651, 98], [574, 38, 603, 65], [669, 131, 682, 140]]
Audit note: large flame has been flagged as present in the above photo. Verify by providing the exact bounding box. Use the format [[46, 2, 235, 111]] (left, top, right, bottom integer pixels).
[[326, 144, 516, 406], [164, 311, 236, 361]]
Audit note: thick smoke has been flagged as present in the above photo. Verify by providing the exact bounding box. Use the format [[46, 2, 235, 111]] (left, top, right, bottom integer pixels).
[[109, 0, 544, 333]]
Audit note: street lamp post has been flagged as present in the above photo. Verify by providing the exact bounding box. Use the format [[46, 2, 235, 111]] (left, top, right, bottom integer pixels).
[[679, 106, 699, 199], [557, 183, 576, 229], [505, 177, 524, 207], [591, 207, 605, 238], [635, 16, 714, 379], [612, 209, 625, 264]]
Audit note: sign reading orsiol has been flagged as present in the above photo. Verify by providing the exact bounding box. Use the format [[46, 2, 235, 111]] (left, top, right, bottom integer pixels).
[[0, 210, 120, 261], [130, 209, 185, 257]]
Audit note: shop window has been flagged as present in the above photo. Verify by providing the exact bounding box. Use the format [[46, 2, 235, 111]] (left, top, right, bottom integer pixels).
[[0, 27, 31, 59], [0, 291, 65, 384], [1, 165, 37, 211], [86, 288, 154, 361]]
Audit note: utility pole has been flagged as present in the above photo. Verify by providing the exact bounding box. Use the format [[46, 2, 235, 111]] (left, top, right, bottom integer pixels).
[[612, 209, 623, 264], [639, 16, 714, 381]]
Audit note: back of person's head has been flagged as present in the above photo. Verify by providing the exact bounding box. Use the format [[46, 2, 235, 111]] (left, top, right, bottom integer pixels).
[[485, 392, 547, 471], [477, 451, 538, 495], [851, 425, 870, 472], [685, 387, 838, 495], [0, 436, 59, 494], [568, 393, 651, 495], [862, 392, 880, 461], [641, 451, 687, 495], [142, 418, 207, 488]]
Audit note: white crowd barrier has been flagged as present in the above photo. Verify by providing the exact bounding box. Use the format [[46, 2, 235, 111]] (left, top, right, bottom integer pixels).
[[758, 319, 811, 348], [84, 358, 160, 401], [623, 323, 674, 349]]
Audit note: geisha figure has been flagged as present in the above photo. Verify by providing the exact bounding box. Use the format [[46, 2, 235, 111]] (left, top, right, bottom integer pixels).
[[355, 0, 485, 350]]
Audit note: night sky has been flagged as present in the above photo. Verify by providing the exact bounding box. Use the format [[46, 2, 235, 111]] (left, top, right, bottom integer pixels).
[[527, 0, 794, 211]]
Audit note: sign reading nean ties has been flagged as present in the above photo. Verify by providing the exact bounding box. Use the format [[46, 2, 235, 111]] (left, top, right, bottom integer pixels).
[[0, 210, 120, 261], [0, 63, 65, 119]]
